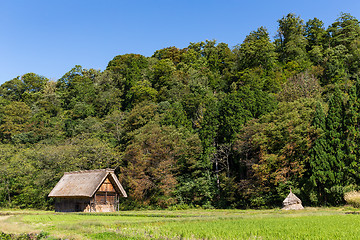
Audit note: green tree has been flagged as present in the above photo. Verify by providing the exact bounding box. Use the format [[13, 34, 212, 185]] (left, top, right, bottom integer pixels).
[[160, 102, 192, 130], [235, 27, 277, 71], [150, 59, 176, 101], [343, 82, 360, 184], [327, 13, 360, 78], [219, 87, 277, 143], [152, 46, 186, 65], [0, 144, 17, 206], [56, 66, 97, 116], [106, 54, 149, 109], [0, 78, 25, 101], [322, 45, 350, 84], [327, 13, 360, 49], [93, 70, 123, 117], [325, 87, 346, 191], [0, 101, 31, 141], [0, 73, 48, 103], [275, 13, 308, 63], [128, 80, 158, 104], [202, 40, 234, 75], [305, 18, 326, 65], [307, 102, 331, 205], [199, 98, 220, 156], [305, 18, 326, 49]]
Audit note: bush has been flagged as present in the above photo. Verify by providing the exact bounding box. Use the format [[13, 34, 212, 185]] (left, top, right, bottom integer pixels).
[[344, 191, 360, 208]]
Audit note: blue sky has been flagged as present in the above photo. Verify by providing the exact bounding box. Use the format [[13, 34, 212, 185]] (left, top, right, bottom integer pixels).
[[1, 0, 360, 84]]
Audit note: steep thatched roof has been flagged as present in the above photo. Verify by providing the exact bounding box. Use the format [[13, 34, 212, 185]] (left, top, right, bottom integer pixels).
[[282, 189, 304, 210], [48, 169, 127, 198]]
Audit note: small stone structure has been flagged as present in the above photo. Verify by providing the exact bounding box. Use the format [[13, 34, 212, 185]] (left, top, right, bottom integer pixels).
[[48, 169, 127, 212], [282, 189, 304, 210]]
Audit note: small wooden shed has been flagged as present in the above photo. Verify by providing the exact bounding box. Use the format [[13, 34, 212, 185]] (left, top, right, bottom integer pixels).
[[48, 169, 127, 212]]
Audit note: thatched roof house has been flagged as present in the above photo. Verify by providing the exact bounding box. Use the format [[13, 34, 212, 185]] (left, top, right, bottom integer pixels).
[[282, 189, 304, 210], [49, 169, 127, 212]]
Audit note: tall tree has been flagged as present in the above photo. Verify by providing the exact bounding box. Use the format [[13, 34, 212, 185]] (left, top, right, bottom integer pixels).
[[275, 13, 308, 63], [327, 13, 360, 78], [106, 54, 149, 109], [305, 18, 326, 49], [325, 87, 345, 187], [327, 13, 360, 49], [235, 26, 277, 71], [305, 18, 326, 65], [343, 82, 360, 184], [218, 87, 277, 143], [308, 102, 331, 204]]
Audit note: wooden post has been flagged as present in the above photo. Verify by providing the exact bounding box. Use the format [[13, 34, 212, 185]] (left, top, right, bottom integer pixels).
[[116, 193, 119, 211], [90, 198, 93, 212], [94, 194, 97, 212]]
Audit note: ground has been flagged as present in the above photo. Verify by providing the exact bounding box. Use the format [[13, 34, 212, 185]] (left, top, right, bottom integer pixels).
[[0, 207, 360, 239]]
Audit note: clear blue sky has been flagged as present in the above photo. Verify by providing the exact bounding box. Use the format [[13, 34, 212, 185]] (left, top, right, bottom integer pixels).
[[1, 0, 360, 84]]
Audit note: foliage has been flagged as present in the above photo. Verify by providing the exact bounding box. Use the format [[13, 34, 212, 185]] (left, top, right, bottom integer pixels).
[[235, 98, 318, 205], [275, 13, 308, 63]]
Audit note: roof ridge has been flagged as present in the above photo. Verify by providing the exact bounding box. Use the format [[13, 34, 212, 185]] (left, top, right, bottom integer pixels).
[[64, 168, 114, 174]]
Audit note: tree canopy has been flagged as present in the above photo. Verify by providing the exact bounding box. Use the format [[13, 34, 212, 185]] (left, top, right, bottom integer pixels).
[[1, 12, 360, 209]]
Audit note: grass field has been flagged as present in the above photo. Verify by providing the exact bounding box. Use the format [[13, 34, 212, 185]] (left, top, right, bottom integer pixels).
[[1, 207, 360, 239]]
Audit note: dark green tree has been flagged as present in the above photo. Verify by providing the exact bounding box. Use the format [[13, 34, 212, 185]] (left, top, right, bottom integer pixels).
[[343, 81, 360, 184], [308, 102, 331, 204], [324, 87, 346, 204], [218, 87, 277, 143]]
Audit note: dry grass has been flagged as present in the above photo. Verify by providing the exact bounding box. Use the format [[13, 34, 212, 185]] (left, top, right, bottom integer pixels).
[[344, 191, 360, 208]]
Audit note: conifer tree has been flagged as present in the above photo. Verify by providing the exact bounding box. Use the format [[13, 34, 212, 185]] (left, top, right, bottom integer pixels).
[[343, 80, 360, 184], [325, 87, 345, 186], [308, 102, 330, 203]]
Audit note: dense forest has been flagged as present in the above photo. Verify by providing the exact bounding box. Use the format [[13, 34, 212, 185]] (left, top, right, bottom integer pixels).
[[1, 13, 360, 209]]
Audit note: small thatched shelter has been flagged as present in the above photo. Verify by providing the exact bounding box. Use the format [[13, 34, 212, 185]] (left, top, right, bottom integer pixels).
[[48, 169, 127, 212], [282, 189, 304, 210]]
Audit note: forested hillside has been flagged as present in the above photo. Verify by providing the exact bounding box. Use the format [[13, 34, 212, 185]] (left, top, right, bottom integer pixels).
[[1, 13, 360, 209]]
